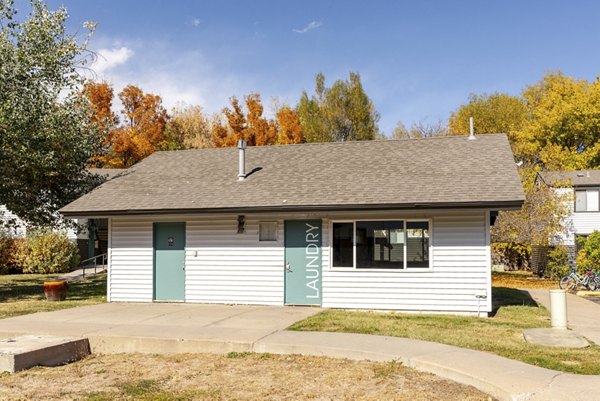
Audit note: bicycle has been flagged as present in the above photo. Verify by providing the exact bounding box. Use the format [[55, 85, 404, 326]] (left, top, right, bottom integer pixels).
[[559, 269, 598, 292]]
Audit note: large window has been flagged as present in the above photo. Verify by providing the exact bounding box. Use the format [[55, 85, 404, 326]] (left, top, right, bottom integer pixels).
[[332, 220, 430, 269], [575, 189, 600, 212]]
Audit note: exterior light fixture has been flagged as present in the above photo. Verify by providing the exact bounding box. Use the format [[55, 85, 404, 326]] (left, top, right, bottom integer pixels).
[[237, 215, 245, 233]]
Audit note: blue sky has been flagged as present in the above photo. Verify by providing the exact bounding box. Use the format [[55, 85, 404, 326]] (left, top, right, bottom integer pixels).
[[21, 0, 600, 135]]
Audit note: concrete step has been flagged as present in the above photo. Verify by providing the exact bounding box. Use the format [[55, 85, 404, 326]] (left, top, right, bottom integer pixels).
[[0, 335, 90, 372]]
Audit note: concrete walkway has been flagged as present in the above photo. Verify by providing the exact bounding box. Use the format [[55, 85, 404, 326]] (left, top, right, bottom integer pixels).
[[57, 266, 107, 281], [526, 288, 600, 345], [0, 302, 598, 401]]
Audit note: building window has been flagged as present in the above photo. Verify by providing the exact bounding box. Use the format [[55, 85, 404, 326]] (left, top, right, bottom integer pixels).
[[406, 221, 430, 268], [259, 222, 277, 241], [332, 220, 430, 270], [356, 221, 404, 269], [332, 222, 353, 267], [575, 189, 600, 212]]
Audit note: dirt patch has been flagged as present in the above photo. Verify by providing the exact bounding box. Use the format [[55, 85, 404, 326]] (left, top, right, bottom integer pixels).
[[0, 353, 493, 400]]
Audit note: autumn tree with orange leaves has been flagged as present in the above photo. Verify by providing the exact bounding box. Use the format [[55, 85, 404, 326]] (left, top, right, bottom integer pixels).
[[84, 84, 170, 167], [211, 93, 303, 147], [83, 82, 119, 166], [276, 106, 303, 144]]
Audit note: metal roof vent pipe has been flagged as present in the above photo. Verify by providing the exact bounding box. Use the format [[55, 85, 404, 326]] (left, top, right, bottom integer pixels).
[[468, 116, 476, 140], [238, 139, 247, 181]]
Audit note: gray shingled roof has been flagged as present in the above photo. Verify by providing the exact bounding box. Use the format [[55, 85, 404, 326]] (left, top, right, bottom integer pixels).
[[538, 170, 600, 187], [60, 134, 524, 217]]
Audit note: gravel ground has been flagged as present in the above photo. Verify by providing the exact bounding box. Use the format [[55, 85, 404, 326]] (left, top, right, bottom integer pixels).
[[0, 352, 493, 401]]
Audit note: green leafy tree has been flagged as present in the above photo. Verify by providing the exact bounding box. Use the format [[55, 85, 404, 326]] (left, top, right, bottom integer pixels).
[[297, 72, 380, 142], [516, 73, 600, 171], [450, 75, 600, 189], [448, 93, 527, 139], [0, 0, 102, 227], [576, 231, 600, 273], [297, 91, 328, 143]]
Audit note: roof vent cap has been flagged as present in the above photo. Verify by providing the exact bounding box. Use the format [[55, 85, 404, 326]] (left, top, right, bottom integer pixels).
[[238, 139, 247, 181]]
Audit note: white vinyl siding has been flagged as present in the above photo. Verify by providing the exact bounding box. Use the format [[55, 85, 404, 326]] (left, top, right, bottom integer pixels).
[[556, 188, 600, 245], [109, 218, 154, 302], [0, 205, 27, 237], [107, 210, 491, 315], [186, 215, 284, 305], [108, 214, 284, 305], [322, 212, 491, 314]]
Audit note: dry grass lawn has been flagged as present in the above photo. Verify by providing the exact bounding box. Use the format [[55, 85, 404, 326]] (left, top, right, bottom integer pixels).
[[0, 353, 493, 401], [492, 271, 558, 289]]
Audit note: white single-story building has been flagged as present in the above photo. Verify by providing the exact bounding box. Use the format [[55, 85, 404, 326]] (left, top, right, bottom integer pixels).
[[60, 134, 524, 316], [537, 170, 600, 261]]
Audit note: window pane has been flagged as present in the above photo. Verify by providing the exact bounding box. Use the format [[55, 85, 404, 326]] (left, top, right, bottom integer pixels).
[[575, 190, 587, 212], [407, 221, 429, 268], [259, 222, 277, 241], [356, 221, 404, 269], [587, 190, 599, 212], [332, 223, 353, 267]]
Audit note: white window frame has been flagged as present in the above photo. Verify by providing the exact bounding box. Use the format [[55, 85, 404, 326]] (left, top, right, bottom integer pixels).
[[258, 221, 278, 242], [575, 188, 600, 213], [329, 218, 433, 272]]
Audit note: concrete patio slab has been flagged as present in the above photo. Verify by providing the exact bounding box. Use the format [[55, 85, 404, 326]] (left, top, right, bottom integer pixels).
[[0, 303, 320, 353], [523, 328, 589, 348], [0, 335, 89, 372], [526, 289, 600, 345]]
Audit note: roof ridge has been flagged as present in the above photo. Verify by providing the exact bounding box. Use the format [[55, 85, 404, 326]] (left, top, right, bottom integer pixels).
[[152, 133, 509, 156]]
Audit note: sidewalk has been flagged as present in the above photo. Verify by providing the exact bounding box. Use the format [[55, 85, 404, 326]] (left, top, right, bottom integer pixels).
[[0, 302, 598, 401], [526, 288, 600, 345], [254, 331, 600, 401]]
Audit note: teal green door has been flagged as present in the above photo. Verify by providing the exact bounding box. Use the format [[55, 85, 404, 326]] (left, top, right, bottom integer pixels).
[[284, 220, 322, 305], [154, 222, 186, 301]]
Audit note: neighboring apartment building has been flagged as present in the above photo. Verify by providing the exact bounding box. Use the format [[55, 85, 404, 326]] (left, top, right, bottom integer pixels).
[[537, 170, 600, 260], [1, 168, 125, 261]]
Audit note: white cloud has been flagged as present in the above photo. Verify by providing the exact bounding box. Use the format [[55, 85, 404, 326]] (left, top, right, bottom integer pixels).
[[90, 46, 133, 76], [293, 20, 322, 34], [94, 47, 254, 118], [190, 17, 200, 27]]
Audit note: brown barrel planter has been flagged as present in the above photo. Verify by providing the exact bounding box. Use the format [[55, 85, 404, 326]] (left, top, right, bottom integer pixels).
[[43, 280, 68, 301]]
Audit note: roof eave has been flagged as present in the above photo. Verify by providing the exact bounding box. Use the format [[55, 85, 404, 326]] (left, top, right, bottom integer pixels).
[[60, 199, 525, 219]]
